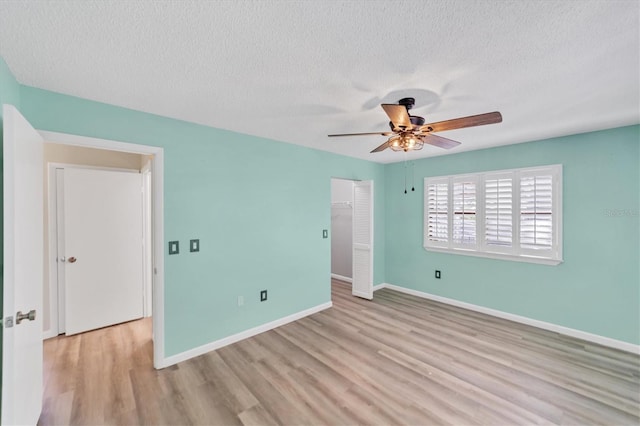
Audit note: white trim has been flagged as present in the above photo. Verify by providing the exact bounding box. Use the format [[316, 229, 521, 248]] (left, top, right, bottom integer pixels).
[[161, 301, 333, 368], [142, 168, 153, 318], [372, 283, 386, 292], [38, 130, 165, 369], [331, 273, 352, 283], [45, 165, 58, 339], [42, 329, 58, 340], [374, 283, 640, 355], [425, 246, 562, 266]]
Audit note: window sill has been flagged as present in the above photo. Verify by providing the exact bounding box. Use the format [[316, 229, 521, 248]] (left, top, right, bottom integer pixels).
[[424, 246, 563, 266]]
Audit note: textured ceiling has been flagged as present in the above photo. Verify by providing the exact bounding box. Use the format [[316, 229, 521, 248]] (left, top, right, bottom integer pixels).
[[0, 0, 638, 163]]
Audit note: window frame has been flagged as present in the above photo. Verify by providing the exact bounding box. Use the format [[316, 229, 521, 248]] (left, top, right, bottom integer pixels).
[[424, 164, 563, 265]]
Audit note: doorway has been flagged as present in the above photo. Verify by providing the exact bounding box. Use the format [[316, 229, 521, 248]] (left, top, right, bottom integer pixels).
[[331, 178, 354, 285], [330, 178, 374, 301], [39, 130, 165, 369]]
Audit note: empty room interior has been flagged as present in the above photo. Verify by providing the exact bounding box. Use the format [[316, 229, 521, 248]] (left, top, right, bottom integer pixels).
[[0, 1, 639, 425]]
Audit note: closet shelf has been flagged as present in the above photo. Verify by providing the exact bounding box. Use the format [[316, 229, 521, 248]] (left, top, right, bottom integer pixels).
[[331, 201, 352, 208]]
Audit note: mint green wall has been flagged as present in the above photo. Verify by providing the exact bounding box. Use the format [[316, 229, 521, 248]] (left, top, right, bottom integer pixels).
[[0, 57, 21, 408], [18, 85, 386, 356], [385, 125, 640, 344]]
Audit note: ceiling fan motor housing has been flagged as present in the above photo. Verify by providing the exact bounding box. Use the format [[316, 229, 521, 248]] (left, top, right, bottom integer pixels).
[[387, 97, 425, 130], [398, 97, 415, 110]]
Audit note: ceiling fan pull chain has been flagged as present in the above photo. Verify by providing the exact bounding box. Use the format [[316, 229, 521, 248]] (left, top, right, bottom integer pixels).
[[404, 156, 408, 194], [412, 162, 415, 192]]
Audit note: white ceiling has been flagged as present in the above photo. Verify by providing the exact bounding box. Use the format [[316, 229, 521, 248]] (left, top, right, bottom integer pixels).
[[0, 0, 638, 164]]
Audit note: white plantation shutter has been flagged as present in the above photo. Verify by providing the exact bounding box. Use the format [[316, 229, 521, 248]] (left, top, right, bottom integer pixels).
[[453, 179, 477, 246], [425, 180, 449, 247], [520, 174, 553, 250], [485, 176, 513, 248], [424, 165, 562, 264]]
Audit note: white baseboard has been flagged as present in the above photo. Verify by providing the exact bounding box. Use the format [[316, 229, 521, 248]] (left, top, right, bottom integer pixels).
[[43, 329, 58, 340], [372, 283, 386, 291], [375, 283, 640, 355], [331, 273, 352, 283], [160, 301, 333, 368]]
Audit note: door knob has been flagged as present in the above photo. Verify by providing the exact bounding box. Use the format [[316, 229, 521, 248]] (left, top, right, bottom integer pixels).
[[68, 256, 77, 263], [60, 256, 66, 262], [16, 310, 36, 325]]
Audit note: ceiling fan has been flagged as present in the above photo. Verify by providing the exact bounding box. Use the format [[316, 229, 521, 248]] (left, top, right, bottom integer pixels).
[[328, 97, 502, 153]]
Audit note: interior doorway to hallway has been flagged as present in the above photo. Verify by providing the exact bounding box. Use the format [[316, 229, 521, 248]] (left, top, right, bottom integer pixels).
[[39, 130, 165, 369]]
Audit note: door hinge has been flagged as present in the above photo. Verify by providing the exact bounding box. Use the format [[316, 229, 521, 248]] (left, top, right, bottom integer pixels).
[[3, 316, 14, 328]]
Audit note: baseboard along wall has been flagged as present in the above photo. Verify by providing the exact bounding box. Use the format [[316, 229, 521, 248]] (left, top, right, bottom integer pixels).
[[161, 301, 333, 368], [375, 283, 640, 355], [331, 273, 352, 283]]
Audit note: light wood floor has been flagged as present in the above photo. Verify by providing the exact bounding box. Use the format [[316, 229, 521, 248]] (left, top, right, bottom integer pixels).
[[40, 280, 640, 425]]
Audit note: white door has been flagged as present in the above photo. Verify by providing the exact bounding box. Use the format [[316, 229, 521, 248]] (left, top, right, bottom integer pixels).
[[352, 180, 373, 299], [2, 105, 44, 425], [61, 168, 144, 335]]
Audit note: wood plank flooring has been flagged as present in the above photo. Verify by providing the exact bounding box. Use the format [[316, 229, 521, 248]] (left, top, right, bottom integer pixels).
[[39, 280, 640, 425]]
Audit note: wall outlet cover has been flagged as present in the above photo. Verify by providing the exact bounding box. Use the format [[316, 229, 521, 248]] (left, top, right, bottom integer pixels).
[[323, 229, 328, 238], [260, 290, 268, 301], [190, 239, 200, 252], [435, 270, 441, 279]]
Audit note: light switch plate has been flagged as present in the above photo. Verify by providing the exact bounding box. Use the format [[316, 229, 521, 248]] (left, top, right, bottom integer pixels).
[[322, 229, 328, 239], [190, 239, 200, 252], [169, 241, 179, 255]]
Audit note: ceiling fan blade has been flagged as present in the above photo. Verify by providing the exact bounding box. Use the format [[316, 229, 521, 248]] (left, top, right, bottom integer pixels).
[[420, 111, 502, 133], [370, 140, 390, 153], [381, 104, 412, 130], [328, 131, 394, 137], [422, 133, 461, 149]]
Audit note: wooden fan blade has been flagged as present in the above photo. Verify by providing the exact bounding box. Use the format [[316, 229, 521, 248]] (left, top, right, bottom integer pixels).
[[370, 140, 390, 153], [420, 111, 502, 133], [422, 133, 461, 149], [381, 104, 411, 130], [328, 131, 394, 137]]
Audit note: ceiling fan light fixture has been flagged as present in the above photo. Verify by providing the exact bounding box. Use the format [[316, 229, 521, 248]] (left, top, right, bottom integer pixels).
[[388, 133, 424, 152]]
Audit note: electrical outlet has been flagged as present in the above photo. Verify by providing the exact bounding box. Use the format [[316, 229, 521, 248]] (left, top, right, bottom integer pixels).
[[190, 239, 200, 252], [322, 229, 328, 239], [237, 296, 244, 306], [260, 290, 268, 301], [435, 270, 441, 279]]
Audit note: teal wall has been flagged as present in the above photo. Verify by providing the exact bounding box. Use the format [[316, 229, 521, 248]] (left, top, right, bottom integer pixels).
[[18, 85, 386, 357], [385, 125, 640, 344], [0, 57, 21, 411]]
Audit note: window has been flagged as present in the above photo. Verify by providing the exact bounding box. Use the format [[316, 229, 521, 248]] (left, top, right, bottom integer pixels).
[[424, 165, 562, 265]]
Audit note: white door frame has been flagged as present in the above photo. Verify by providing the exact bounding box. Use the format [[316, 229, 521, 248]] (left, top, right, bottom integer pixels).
[[45, 163, 145, 338], [142, 164, 153, 318], [39, 130, 166, 369]]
